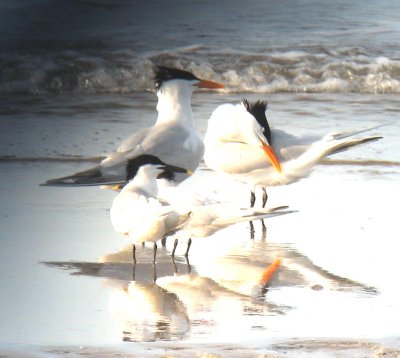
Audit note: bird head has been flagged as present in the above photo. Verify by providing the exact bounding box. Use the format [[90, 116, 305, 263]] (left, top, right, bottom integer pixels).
[[126, 154, 192, 182], [154, 66, 224, 91], [241, 99, 282, 173]]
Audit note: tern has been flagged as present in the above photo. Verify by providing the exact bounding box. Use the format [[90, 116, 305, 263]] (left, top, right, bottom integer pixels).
[[41, 66, 224, 187], [110, 154, 294, 263], [110, 154, 192, 263], [204, 99, 383, 207]]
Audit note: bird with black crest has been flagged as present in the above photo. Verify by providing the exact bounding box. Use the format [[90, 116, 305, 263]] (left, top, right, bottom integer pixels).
[[41, 65, 224, 188], [204, 98, 383, 207], [110, 154, 294, 266]]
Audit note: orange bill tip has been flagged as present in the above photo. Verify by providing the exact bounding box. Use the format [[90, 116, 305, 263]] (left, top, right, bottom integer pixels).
[[197, 79, 224, 89], [259, 258, 282, 286], [261, 142, 282, 173]]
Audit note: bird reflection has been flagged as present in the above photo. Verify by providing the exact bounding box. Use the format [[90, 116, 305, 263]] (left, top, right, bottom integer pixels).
[[109, 281, 190, 342], [249, 215, 268, 240], [108, 272, 283, 343], [172, 255, 192, 275], [42, 225, 377, 344]]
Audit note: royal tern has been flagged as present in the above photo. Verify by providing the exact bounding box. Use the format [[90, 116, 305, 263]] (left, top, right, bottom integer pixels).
[[41, 66, 224, 187], [110, 154, 294, 262], [204, 99, 383, 206]]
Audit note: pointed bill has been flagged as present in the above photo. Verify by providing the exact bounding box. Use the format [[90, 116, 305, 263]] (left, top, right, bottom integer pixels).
[[260, 140, 282, 173], [196, 79, 224, 89]]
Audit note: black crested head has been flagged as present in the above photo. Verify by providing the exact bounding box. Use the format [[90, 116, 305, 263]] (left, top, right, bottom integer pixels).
[[154, 66, 200, 89], [242, 99, 272, 143], [125, 154, 188, 182], [126, 154, 166, 181]]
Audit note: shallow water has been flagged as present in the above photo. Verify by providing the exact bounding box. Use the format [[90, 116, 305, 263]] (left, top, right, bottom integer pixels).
[[1, 1, 400, 355], [0, 92, 399, 356]]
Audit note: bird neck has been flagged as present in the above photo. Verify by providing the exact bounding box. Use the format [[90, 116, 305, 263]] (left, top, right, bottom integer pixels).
[[155, 82, 194, 125]]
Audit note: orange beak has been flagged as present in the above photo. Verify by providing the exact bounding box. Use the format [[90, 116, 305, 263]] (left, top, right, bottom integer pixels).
[[260, 141, 282, 173], [196, 79, 224, 89]]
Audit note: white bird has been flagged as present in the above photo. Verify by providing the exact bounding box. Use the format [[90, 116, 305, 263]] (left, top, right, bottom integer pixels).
[[110, 154, 192, 263], [109, 154, 294, 262], [169, 202, 293, 258], [204, 99, 383, 207], [41, 66, 224, 187]]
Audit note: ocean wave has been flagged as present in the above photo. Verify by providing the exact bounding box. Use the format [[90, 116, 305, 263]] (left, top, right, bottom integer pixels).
[[1, 47, 400, 94]]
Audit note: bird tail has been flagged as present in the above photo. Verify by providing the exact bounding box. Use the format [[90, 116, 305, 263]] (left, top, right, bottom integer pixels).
[[326, 122, 390, 141], [318, 120, 389, 157], [321, 122, 388, 156], [325, 136, 382, 157]]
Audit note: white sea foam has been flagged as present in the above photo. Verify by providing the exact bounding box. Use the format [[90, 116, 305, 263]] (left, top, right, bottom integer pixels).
[[2, 49, 400, 94]]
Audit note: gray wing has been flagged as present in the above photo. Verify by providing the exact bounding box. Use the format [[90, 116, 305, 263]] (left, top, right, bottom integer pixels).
[[116, 122, 204, 170], [41, 122, 203, 186], [117, 127, 153, 153]]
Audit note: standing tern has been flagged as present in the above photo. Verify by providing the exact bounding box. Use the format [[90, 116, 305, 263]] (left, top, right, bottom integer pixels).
[[204, 99, 383, 206], [110, 154, 294, 263], [110, 154, 192, 263], [41, 66, 224, 187]]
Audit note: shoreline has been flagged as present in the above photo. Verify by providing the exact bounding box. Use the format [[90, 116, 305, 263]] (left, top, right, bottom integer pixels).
[[3, 338, 400, 357]]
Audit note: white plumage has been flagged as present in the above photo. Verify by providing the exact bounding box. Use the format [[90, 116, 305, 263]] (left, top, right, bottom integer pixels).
[[41, 66, 223, 187], [110, 155, 294, 261], [204, 99, 382, 204]]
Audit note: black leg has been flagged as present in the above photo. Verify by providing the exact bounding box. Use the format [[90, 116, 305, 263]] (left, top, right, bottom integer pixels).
[[132, 244, 137, 263], [250, 190, 256, 207], [171, 238, 178, 257], [262, 188, 268, 208], [153, 242, 157, 263], [161, 236, 167, 247], [184, 238, 192, 257]]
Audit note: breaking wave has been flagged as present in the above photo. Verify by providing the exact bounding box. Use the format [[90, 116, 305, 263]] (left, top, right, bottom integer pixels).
[[1, 46, 400, 95]]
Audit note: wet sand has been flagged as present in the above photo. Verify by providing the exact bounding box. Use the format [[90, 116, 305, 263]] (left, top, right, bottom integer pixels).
[[1, 93, 399, 357], [1, 158, 400, 357]]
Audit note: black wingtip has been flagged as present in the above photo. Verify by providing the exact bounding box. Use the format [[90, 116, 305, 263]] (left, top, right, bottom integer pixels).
[[39, 166, 116, 187]]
